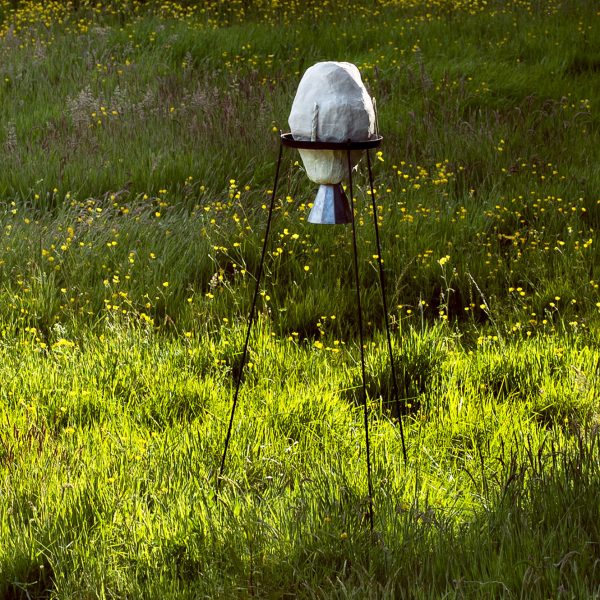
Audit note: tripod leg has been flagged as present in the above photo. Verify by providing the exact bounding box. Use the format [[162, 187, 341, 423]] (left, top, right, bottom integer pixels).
[[347, 148, 374, 532], [216, 142, 284, 494], [366, 149, 407, 463]]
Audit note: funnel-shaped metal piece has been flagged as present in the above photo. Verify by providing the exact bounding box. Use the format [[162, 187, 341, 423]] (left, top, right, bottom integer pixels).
[[307, 184, 352, 225]]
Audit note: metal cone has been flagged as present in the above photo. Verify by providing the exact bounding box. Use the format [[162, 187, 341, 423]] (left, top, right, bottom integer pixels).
[[307, 184, 352, 224]]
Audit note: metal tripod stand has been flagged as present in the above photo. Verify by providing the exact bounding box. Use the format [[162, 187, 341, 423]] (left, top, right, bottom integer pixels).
[[216, 133, 407, 531]]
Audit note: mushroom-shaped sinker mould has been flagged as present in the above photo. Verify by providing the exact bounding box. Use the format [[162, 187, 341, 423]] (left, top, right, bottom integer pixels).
[[288, 61, 376, 224]]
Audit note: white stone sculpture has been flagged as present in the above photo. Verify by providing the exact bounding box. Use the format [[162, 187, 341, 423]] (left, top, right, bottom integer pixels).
[[289, 61, 376, 185]]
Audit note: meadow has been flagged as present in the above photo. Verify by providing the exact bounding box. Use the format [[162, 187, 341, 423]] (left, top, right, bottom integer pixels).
[[0, 0, 599, 597]]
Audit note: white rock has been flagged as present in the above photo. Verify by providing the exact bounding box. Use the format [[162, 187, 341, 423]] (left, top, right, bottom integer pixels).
[[289, 61, 375, 142], [289, 61, 375, 184]]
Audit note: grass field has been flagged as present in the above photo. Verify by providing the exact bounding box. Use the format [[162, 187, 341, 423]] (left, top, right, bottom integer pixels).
[[0, 0, 599, 597]]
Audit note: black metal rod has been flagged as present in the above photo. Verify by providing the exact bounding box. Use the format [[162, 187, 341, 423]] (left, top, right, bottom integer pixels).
[[216, 142, 284, 493], [348, 148, 374, 532], [366, 150, 407, 463]]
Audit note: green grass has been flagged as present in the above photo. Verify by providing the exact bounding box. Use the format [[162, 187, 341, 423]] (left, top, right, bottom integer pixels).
[[1, 324, 599, 597], [0, 0, 599, 597]]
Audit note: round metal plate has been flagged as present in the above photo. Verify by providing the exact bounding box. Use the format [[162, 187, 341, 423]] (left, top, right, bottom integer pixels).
[[280, 132, 383, 150]]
